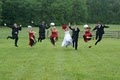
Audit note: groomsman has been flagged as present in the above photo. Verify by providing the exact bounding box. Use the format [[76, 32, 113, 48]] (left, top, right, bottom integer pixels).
[[6, 23, 22, 47], [31, 21, 50, 42], [92, 22, 109, 45]]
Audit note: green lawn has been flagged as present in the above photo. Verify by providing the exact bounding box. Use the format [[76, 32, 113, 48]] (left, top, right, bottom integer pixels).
[[0, 25, 120, 80]]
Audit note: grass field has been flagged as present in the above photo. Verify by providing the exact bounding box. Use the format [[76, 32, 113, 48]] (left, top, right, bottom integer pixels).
[[0, 24, 120, 80]]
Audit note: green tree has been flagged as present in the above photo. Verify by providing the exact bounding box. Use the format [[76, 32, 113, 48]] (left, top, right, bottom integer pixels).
[[87, 0, 120, 24], [51, 0, 72, 25], [71, 0, 87, 24], [87, 0, 109, 23], [2, 0, 41, 25], [107, 0, 120, 24], [0, 1, 2, 25], [1, 0, 120, 26]]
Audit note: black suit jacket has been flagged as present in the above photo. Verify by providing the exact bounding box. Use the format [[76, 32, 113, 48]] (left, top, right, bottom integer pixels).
[[69, 26, 80, 39], [93, 25, 109, 34], [7, 25, 21, 35]]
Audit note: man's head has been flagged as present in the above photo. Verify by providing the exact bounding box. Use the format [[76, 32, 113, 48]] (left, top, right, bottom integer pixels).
[[14, 23, 17, 27], [97, 22, 101, 26], [42, 21, 45, 24]]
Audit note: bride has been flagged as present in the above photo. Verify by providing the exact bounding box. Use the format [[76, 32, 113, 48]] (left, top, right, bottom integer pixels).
[[61, 24, 72, 47]]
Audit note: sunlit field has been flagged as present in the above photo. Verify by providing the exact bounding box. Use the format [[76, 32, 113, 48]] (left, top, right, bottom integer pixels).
[[0, 24, 120, 80]]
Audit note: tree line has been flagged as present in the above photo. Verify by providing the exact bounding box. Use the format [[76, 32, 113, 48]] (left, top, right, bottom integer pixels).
[[0, 0, 120, 26]]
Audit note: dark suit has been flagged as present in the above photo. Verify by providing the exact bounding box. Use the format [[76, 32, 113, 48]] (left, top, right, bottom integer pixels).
[[38, 24, 47, 42], [93, 24, 109, 45], [7, 25, 22, 47], [69, 26, 80, 50], [32, 23, 50, 42]]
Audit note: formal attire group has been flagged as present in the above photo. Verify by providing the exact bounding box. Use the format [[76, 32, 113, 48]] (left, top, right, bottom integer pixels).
[[6, 22, 109, 49]]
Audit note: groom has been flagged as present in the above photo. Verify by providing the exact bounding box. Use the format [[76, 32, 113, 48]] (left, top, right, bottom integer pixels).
[[69, 24, 80, 50]]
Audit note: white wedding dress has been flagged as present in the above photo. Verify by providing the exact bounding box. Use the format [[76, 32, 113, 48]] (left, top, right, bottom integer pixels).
[[61, 30, 72, 47]]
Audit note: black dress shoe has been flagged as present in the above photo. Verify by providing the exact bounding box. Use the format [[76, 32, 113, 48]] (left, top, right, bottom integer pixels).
[[89, 46, 92, 48], [15, 45, 18, 47]]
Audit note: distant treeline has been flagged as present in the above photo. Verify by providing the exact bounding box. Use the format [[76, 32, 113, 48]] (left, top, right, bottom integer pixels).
[[0, 0, 120, 26]]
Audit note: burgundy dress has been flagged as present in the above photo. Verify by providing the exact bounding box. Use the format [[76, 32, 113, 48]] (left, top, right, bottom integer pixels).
[[83, 30, 92, 42], [29, 31, 35, 46]]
